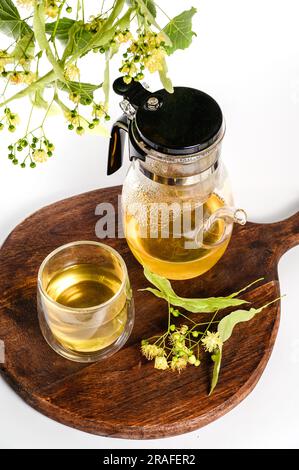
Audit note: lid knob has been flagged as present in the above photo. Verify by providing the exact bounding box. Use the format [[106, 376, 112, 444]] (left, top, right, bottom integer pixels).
[[146, 96, 160, 111]]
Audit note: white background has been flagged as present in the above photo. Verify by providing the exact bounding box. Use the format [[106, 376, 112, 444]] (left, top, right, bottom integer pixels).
[[0, 0, 299, 449]]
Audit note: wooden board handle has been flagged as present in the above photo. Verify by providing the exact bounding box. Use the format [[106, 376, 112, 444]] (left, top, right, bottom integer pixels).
[[268, 211, 299, 258]]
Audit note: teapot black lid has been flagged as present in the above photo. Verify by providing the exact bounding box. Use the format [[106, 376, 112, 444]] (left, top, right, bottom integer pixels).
[[113, 78, 223, 156]]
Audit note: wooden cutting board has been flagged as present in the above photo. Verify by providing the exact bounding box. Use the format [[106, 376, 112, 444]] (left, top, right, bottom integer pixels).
[[0, 186, 298, 439]]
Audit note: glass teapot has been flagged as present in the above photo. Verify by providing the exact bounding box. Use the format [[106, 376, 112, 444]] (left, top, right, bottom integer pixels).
[[107, 78, 246, 280]]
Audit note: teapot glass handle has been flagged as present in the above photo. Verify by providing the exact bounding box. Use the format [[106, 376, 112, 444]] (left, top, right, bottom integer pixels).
[[195, 207, 247, 249]]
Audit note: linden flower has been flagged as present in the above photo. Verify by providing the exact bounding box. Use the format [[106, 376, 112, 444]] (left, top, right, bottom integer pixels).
[[33, 149, 47, 163], [123, 76, 132, 84], [175, 345, 192, 358], [180, 325, 189, 335], [45, 1, 59, 18], [115, 30, 133, 44], [17, 0, 35, 7], [141, 344, 165, 360], [23, 71, 36, 85], [201, 331, 223, 353], [0, 51, 12, 71], [154, 356, 169, 371], [9, 72, 24, 85], [170, 356, 187, 373], [144, 49, 165, 73], [120, 61, 137, 77], [64, 64, 80, 81], [93, 103, 106, 118], [9, 113, 20, 125], [69, 92, 81, 104], [64, 111, 80, 126], [170, 332, 184, 345]]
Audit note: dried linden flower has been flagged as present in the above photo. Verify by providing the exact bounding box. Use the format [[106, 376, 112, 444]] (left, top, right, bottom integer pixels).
[[180, 325, 189, 335], [201, 331, 223, 353], [170, 356, 187, 373], [141, 343, 165, 360], [154, 356, 169, 370]]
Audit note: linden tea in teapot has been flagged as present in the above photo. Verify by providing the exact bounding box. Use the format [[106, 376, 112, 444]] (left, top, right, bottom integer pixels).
[[108, 79, 246, 279]]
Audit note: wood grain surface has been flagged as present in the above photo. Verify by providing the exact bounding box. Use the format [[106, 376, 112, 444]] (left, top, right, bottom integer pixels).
[[0, 186, 298, 439]]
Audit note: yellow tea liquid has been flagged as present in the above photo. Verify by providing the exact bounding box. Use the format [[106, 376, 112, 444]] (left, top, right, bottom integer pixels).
[[46, 264, 127, 352], [125, 193, 230, 279]]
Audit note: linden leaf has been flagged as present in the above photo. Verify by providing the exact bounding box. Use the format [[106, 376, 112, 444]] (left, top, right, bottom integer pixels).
[[12, 33, 35, 64], [0, 0, 32, 40], [33, 2, 65, 81], [208, 297, 280, 394], [143, 267, 176, 299], [143, 0, 157, 18], [163, 7, 197, 54], [142, 268, 248, 313], [218, 301, 278, 343], [31, 88, 48, 109], [209, 346, 222, 395], [159, 58, 174, 94], [57, 80, 101, 105], [117, 7, 134, 30], [103, 57, 110, 106], [45, 17, 76, 43]]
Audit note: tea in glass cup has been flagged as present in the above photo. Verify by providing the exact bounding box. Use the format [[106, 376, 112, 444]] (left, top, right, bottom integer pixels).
[[37, 241, 134, 362]]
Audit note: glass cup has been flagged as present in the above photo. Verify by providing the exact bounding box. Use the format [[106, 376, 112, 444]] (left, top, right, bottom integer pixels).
[[37, 241, 135, 362]]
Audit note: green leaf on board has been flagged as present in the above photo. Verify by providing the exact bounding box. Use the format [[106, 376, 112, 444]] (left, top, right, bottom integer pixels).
[[209, 346, 222, 395], [142, 268, 248, 313], [159, 58, 173, 94], [0, 0, 32, 40], [143, 267, 176, 300], [209, 297, 280, 394], [166, 295, 248, 314], [57, 80, 101, 105], [228, 278, 263, 298], [163, 7, 197, 54], [218, 300, 278, 343]]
